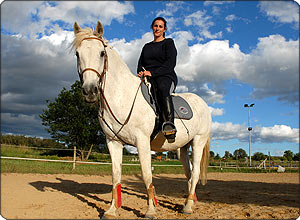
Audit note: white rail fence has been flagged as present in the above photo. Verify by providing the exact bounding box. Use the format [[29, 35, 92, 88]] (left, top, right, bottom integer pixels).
[[1, 156, 299, 171], [1, 145, 299, 170]]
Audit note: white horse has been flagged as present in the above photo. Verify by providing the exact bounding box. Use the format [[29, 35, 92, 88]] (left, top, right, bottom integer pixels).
[[72, 21, 211, 219]]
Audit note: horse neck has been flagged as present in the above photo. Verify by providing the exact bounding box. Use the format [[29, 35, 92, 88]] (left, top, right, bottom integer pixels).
[[102, 47, 140, 113]]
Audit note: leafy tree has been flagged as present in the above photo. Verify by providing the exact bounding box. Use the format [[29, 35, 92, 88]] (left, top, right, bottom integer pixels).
[[223, 151, 233, 159], [283, 150, 294, 161], [293, 152, 300, 161], [252, 152, 267, 161], [214, 153, 220, 160], [209, 151, 215, 158], [40, 81, 106, 160], [233, 148, 248, 160]]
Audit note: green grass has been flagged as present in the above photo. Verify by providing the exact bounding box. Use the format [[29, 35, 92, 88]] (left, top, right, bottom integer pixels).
[[0, 159, 186, 175], [1, 159, 112, 175], [1, 144, 298, 175], [1, 144, 63, 160]]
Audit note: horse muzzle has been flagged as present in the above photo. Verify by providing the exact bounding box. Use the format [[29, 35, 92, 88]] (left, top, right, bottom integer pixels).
[[82, 83, 98, 103]]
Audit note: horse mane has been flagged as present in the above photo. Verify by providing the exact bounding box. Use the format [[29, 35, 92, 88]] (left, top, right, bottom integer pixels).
[[71, 27, 107, 51]]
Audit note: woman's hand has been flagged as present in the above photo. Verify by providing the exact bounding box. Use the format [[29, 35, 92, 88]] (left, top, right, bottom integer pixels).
[[137, 71, 152, 78]]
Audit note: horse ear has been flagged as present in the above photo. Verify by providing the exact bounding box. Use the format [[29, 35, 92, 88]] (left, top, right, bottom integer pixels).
[[74, 22, 81, 34], [94, 21, 104, 37]]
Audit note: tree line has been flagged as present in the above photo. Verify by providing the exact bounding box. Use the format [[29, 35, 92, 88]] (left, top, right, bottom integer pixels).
[[1, 134, 65, 149], [210, 148, 300, 161]]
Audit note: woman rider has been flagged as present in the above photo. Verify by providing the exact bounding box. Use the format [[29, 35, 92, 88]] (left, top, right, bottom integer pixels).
[[137, 17, 178, 141]]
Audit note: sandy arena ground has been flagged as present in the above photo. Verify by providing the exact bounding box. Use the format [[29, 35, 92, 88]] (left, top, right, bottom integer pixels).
[[1, 172, 299, 219]]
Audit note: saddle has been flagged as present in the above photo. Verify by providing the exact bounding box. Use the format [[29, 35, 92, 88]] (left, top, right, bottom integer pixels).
[[141, 81, 193, 120]]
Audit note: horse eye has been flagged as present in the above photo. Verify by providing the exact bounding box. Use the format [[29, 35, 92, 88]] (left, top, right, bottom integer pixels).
[[76, 51, 79, 58], [100, 51, 105, 57]]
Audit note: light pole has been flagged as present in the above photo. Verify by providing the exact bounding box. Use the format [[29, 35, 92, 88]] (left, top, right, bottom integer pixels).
[[244, 103, 254, 167]]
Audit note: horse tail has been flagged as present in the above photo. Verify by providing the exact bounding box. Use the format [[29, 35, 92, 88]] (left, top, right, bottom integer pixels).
[[200, 134, 210, 186]]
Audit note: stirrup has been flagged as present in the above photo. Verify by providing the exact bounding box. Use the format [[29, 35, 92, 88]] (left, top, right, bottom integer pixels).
[[162, 122, 177, 136]]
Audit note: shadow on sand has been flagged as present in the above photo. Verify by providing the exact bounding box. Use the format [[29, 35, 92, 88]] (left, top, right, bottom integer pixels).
[[30, 174, 299, 218]]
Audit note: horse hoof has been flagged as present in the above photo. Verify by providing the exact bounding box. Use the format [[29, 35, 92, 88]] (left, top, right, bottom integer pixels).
[[145, 214, 155, 219], [183, 211, 192, 215], [101, 214, 116, 220], [182, 207, 193, 215], [145, 210, 156, 219]]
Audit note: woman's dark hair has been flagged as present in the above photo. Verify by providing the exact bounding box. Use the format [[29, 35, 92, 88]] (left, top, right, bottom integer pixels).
[[151, 17, 167, 37]]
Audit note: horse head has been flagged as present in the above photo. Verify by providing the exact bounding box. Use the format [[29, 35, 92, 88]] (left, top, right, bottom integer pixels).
[[73, 21, 107, 103]]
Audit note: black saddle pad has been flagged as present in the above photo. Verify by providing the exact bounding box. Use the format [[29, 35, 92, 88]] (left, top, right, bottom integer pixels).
[[141, 82, 193, 120]]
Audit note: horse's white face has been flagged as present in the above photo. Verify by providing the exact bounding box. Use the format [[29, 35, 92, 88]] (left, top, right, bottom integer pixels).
[[74, 21, 106, 103], [76, 40, 106, 102]]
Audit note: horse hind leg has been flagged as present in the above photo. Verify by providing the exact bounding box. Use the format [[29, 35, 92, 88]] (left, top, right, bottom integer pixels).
[[177, 144, 192, 193], [182, 135, 210, 214]]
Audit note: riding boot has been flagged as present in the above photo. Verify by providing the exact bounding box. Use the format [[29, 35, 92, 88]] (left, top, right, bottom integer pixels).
[[161, 96, 177, 142], [150, 115, 163, 141]]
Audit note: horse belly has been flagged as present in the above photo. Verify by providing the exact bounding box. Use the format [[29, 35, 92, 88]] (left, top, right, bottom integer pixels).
[[150, 128, 195, 152]]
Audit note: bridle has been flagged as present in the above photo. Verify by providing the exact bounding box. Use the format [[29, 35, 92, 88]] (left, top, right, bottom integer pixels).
[[77, 37, 108, 84], [77, 36, 145, 143]]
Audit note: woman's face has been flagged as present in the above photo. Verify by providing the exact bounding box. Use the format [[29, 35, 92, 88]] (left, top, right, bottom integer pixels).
[[152, 19, 166, 39]]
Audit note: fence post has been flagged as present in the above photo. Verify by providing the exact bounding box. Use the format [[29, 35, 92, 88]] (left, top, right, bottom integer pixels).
[[73, 146, 76, 170]]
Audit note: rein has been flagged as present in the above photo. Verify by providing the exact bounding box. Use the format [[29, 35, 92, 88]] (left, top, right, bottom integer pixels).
[[78, 37, 144, 143]]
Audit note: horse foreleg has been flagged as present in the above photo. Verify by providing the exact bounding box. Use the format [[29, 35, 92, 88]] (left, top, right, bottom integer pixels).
[[103, 139, 123, 218], [183, 136, 206, 214], [137, 139, 157, 219]]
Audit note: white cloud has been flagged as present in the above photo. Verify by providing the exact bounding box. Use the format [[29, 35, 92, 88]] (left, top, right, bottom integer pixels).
[[212, 121, 299, 143], [125, 145, 138, 154], [155, 2, 185, 32], [111, 29, 298, 105], [125, 145, 155, 155], [41, 30, 74, 46], [209, 107, 225, 117], [184, 10, 222, 40], [225, 14, 238, 21], [198, 84, 225, 104], [39, 1, 134, 25], [1, 1, 44, 38], [240, 35, 299, 103], [225, 14, 250, 24], [170, 32, 298, 104], [1, 34, 77, 116], [258, 1, 299, 25], [156, 1, 183, 17], [1, 1, 134, 39], [212, 122, 248, 141], [109, 32, 153, 74], [226, 26, 233, 33], [175, 85, 189, 93], [203, 1, 234, 6], [259, 125, 299, 143], [174, 38, 246, 83]]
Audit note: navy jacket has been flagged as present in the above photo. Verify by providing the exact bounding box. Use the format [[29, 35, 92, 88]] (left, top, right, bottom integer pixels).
[[137, 38, 178, 85]]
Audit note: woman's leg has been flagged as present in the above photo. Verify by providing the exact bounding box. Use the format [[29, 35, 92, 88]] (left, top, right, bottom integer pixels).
[[154, 77, 176, 141]]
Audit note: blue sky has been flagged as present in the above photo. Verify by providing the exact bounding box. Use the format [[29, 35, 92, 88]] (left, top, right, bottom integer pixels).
[[1, 1, 299, 157]]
